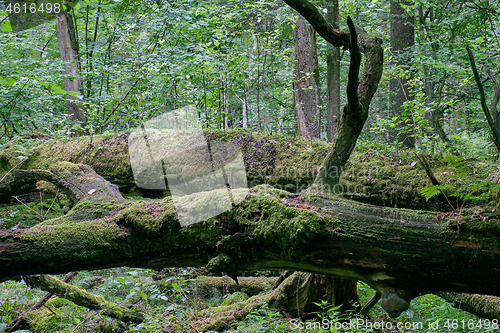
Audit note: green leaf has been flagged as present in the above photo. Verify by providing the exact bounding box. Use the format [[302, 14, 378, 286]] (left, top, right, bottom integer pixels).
[[50, 85, 67, 94], [1, 21, 12, 32], [420, 185, 441, 201], [0, 78, 16, 86]]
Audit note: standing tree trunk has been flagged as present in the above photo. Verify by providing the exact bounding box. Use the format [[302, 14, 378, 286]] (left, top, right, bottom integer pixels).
[[418, 6, 455, 150], [314, 19, 384, 190], [326, 0, 341, 142], [322, 0, 359, 314], [291, 8, 359, 315], [293, 15, 321, 139], [489, 71, 500, 137], [55, 10, 86, 135], [389, 0, 415, 148], [466, 46, 500, 153]]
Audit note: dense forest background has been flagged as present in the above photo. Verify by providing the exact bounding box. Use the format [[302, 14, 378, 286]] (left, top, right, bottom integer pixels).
[[1, 0, 498, 158], [1, 0, 500, 332]]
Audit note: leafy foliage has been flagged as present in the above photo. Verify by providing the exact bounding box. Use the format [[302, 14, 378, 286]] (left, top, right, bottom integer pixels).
[[1, 0, 500, 331], [420, 154, 500, 206]]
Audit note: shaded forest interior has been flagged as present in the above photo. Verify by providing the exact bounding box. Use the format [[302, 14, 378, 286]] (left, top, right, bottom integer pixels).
[[1, 0, 500, 332]]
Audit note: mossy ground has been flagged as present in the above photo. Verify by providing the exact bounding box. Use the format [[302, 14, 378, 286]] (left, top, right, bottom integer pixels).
[[0, 269, 494, 333], [0, 194, 64, 229], [1, 132, 499, 332]]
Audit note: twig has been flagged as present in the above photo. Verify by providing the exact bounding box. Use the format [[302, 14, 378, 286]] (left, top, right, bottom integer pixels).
[[13, 196, 42, 219], [40, 191, 43, 217], [43, 187, 60, 220], [71, 310, 94, 332], [0, 158, 28, 185], [186, 322, 201, 333]]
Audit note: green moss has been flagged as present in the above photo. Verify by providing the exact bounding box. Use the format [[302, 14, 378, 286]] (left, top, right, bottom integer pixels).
[[238, 185, 326, 252], [1, 131, 331, 195], [10, 134, 133, 189], [456, 214, 500, 248], [197, 293, 271, 331], [3, 131, 496, 213], [21, 219, 123, 256], [27, 307, 75, 332], [41, 199, 128, 224], [50, 161, 80, 174], [339, 144, 498, 209], [114, 198, 176, 235], [222, 291, 250, 305], [207, 252, 233, 274]]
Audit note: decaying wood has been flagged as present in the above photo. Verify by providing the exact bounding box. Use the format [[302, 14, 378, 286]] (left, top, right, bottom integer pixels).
[[7, 272, 78, 333], [437, 292, 500, 321], [23, 274, 142, 324], [1, 162, 499, 318], [195, 276, 278, 296]]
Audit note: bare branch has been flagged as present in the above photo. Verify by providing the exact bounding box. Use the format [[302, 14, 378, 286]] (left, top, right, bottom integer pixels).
[[466, 46, 500, 152], [281, 0, 349, 47]]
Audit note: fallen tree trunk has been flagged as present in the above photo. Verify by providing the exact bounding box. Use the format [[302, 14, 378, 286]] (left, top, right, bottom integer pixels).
[[3, 132, 495, 210], [437, 292, 500, 321], [0, 131, 463, 210], [195, 276, 278, 296], [23, 274, 142, 324], [1, 162, 499, 317]]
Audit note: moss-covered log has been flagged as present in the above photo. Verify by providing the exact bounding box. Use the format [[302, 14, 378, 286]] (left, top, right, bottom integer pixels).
[[2, 132, 496, 210], [1, 163, 500, 318], [195, 276, 278, 296], [267, 271, 360, 316], [24, 274, 142, 324], [0, 131, 327, 198], [437, 292, 500, 321]]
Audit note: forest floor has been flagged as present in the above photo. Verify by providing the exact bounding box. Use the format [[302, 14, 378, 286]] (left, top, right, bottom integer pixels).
[[0, 266, 497, 333], [1, 136, 499, 332]]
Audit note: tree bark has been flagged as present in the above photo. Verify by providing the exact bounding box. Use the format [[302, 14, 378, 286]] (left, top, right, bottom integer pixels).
[[466, 46, 500, 153], [326, 0, 341, 142], [486, 70, 500, 138], [315, 18, 384, 190], [1, 163, 500, 318], [55, 10, 87, 135], [389, 0, 415, 148], [437, 292, 500, 321], [293, 15, 321, 139]]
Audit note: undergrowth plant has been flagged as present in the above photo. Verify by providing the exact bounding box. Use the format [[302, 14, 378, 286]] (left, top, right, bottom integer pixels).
[[420, 154, 500, 209]]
